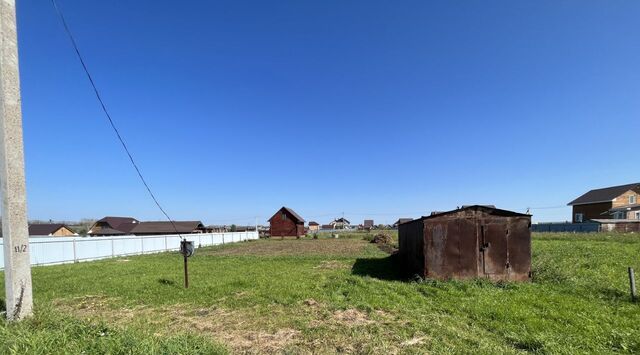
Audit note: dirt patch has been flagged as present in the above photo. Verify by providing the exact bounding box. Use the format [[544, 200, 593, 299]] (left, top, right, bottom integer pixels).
[[401, 336, 428, 346], [314, 260, 348, 270], [56, 296, 400, 353], [303, 299, 319, 307], [201, 238, 370, 257], [56, 297, 301, 353], [333, 309, 373, 327]]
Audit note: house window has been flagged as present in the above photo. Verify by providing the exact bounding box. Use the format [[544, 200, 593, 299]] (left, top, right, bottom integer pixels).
[[613, 211, 626, 220], [281, 212, 287, 221], [635, 211, 640, 220], [630, 195, 637, 205], [575, 213, 583, 223]]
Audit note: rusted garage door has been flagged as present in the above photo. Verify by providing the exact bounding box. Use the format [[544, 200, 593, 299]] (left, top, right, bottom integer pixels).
[[481, 223, 507, 275]]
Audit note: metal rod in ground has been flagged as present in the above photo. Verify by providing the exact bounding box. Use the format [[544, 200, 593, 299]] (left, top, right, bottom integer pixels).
[[629, 267, 637, 302], [184, 255, 189, 288]]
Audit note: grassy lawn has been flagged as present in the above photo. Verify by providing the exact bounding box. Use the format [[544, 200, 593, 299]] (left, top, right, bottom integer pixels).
[[1, 232, 640, 354]]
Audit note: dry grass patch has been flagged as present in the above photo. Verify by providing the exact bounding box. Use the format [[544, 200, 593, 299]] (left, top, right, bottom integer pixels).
[[313, 260, 349, 270], [200, 238, 372, 257], [53, 294, 405, 354]]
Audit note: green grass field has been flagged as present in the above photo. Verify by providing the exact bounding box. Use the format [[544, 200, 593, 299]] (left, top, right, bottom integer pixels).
[[1, 232, 639, 354]]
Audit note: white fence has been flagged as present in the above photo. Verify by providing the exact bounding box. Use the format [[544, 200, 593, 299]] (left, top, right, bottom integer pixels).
[[0, 231, 258, 269]]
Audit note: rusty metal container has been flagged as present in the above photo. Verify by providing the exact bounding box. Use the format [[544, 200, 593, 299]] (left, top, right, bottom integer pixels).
[[398, 205, 531, 281]]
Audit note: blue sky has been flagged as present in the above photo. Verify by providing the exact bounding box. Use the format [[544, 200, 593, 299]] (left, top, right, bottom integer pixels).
[[16, 1, 640, 225]]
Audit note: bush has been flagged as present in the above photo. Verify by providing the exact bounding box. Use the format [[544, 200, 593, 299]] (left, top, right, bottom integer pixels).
[[369, 233, 393, 245]]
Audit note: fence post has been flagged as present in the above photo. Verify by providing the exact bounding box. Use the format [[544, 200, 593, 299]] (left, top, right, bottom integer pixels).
[[72, 239, 78, 263], [164, 235, 168, 251], [141, 237, 144, 254], [222, 233, 225, 244], [111, 237, 115, 257], [630, 267, 637, 302]]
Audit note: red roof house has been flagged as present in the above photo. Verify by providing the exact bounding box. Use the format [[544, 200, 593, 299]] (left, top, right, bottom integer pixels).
[[268, 207, 305, 238]]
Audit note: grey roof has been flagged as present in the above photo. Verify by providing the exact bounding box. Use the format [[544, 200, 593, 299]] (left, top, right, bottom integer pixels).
[[28, 223, 74, 236], [568, 183, 640, 205], [90, 227, 127, 236], [461, 205, 496, 209], [608, 204, 640, 212], [130, 221, 205, 234], [394, 218, 413, 225], [333, 217, 350, 224], [422, 205, 529, 220], [591, 219, 640, 223], [94, 216, 139, 232], [268, 207, 305, 223]]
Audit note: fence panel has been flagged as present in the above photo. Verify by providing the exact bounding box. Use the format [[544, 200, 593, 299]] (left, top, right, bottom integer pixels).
[[0, 231, 258, 269], [531, 223, 600, 233]]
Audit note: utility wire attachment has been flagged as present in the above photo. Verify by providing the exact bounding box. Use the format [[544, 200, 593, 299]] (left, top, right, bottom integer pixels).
[[50, 0, 181, 236]]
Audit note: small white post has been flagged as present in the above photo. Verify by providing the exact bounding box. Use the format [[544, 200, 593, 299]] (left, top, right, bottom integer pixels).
[[111, 237, 115, 257], [72, 239, 77, 263], [164, 235, 168, 251], [140, 237, 144, 254]]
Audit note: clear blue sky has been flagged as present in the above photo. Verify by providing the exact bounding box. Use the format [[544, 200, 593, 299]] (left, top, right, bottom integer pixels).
[[16, 1, 640, 225]]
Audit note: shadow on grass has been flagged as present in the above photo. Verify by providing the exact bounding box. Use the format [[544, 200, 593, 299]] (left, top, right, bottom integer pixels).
[[158, 278, 179, 287], [351, 254, 407, 281]]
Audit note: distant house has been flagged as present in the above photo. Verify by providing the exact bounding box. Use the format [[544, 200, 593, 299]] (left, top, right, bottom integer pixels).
[[308, 221, 320, 232], [207, 225, 228, 233], [393, 218, 413, 228], [130, 221, 206, 235], [268, 207, 305, 238], [568, 183, 640, 222], [28, 223, 77, 236], [331, 217, 350, 230], [320, 224, 333, 230], [88, 216, 139, 236], [363, 220, 374, 229]]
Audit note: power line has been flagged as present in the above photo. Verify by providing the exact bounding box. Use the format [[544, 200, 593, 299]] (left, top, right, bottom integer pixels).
[[50, 0, 181, 236], [526, 205, 567, 210]]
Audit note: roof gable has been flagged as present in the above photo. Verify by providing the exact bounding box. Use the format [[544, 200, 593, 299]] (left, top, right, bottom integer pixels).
[[568, 183, 640, 205], [422, 205, 529, 220], [28, 223, 73, 236], [268, 207, 305, 223], [95, 216, 139, 231], [333, 217, 350, 224], [130, 221, 204, 234]]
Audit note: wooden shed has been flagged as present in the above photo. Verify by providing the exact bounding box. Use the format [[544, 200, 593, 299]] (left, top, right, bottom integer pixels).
[[269, 207, 305, 238], [398, 205, 531, 281]]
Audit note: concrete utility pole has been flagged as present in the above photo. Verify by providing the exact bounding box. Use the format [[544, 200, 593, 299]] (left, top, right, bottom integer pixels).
[[0, 0, 33, 320]]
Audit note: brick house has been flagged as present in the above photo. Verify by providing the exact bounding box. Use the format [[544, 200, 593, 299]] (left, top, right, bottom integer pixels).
[[568, 183, 640, 222], [308, 221, 320, 232]]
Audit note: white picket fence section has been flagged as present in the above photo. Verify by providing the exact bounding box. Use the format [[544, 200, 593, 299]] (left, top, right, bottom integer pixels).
[[0, 231, 258, 269]]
